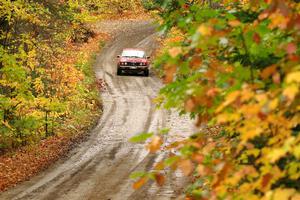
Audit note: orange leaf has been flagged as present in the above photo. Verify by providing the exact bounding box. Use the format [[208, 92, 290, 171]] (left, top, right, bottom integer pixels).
[[261, 173, 273, 189], [272, 72, 281, 84], [286, 43, 297, 55], [261, 65, 277, 79], [164, 64, 177, 83], [196, 164, 206, 176], [154, 173, 165, 186], [206, 88, 220, 97], [133, 177, 148, 190], [253, 32, 261, 44], [168, 47, 182, 58], [165, 141, 182, 150], [178, 159, 194, 176], [228, 20, 241, 27], [205, 69, 215, 79], [154, 161, 165, 170], [184, 98, 196, 112], [258, 12, 269, 20], [269, 12, 289, 29], [192, 154, 204, 163], [189, 56, 202, 70], [147, 136, 162, 153], [212, 163, 232, 188]]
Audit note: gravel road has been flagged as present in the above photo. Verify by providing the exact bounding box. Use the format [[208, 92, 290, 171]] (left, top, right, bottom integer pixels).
[[0, 20, 195, 200]]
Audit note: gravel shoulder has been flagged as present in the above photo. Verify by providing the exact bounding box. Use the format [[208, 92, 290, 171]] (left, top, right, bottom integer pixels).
[[0, 20, 195, 200]]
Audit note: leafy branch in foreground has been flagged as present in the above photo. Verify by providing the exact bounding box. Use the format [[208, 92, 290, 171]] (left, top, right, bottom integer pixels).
[[133, 0, 300, 199]]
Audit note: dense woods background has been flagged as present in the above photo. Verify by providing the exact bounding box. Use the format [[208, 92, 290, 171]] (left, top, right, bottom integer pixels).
[[0, 0, 142, 151], [0, 0, 97, 151]]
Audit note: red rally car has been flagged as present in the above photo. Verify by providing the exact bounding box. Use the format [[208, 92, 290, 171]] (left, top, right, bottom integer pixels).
[[117, 49, 150, 76]]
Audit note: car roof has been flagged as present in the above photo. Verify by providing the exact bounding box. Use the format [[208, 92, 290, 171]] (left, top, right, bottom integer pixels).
[[123, 48, 145, 52]]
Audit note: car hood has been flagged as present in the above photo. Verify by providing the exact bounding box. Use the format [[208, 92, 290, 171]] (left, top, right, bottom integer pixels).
[[120, 57, 147, 62]]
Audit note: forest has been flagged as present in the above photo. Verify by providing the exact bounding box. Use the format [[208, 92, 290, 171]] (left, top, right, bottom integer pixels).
[[0, 0, 139, 151]]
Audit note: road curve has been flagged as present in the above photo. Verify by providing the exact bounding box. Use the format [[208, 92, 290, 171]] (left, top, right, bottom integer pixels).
[[0, 20, 195, 200]]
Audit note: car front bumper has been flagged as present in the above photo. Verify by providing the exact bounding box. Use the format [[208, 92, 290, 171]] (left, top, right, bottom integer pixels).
[[118, 66, 148, 72]]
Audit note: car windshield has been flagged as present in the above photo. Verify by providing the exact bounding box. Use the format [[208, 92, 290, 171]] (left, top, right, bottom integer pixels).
[[121, 50, 145, 58]]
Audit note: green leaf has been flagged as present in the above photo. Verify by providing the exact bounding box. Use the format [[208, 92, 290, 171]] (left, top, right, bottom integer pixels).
[[130, 171, 147, 179], [129, 132, 153, 143], [164, 156, 179, 166], [159, 128, 170, 135]]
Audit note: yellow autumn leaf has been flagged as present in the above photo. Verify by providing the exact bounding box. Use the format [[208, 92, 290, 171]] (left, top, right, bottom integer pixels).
[[267, 148, 288, 163], [239, 124, 263, 142], [294, 145, 300, 159], [266, 136, 295, 161], [286, 71, 300, 83], [268, 98, 279, 110], [1, 120, 14, 130], [34, 78, 44, 93], [216, 91, 240, 113], [283, 84, 299, 101], [255, 93, 268, 106], [273, 188, 296, 200], [239, 192, 260, 200], [240, 89, 254, 102], [217, 113, 240, 123], [197, 24, 213, 36], [291, 193, 300, 200]]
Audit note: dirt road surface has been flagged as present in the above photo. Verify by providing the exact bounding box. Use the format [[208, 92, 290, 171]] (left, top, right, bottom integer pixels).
[[0, 20, 195, 200]]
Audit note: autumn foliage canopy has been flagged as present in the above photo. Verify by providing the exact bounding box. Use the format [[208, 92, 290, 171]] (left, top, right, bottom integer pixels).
[[0, 0, 104, 150]]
